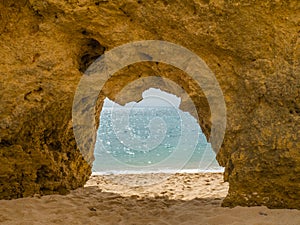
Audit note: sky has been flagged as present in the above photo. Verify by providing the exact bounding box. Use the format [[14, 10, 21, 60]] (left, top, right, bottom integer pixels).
[[103, 88, 181, 108]]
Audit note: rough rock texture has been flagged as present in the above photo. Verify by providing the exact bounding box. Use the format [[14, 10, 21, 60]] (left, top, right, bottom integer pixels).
[[0, 0, 299, 208]]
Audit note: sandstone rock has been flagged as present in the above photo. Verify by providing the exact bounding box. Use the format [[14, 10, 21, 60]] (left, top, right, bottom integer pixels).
[[0, 0, 299, 208]]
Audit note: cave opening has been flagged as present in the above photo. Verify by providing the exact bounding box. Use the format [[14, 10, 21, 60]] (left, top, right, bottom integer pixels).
[[73, 57, 227, 195], [92, 87, 223, 176]]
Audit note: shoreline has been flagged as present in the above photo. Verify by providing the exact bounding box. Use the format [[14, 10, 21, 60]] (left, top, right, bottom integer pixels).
[[91, 168, 225, 176], [86, 172, 228, 200]]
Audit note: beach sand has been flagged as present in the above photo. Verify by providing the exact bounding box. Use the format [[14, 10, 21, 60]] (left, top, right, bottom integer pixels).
[[0, 173, 299, 225]]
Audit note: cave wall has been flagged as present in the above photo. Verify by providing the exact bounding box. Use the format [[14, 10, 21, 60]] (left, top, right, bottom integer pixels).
[[0, 0, 299, 208]]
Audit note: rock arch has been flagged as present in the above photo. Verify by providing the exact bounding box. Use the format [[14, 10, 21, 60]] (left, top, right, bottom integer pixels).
[[0, 0, 299, 208]]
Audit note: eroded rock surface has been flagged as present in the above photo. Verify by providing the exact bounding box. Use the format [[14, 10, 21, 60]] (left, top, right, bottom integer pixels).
[[0, 0, 299, 208]]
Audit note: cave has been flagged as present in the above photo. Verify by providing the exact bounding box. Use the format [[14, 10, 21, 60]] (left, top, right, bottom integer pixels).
[[0, 0, 299, 209]]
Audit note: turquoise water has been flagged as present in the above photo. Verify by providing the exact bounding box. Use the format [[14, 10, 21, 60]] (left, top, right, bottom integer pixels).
[[92, 105, 223, 175]]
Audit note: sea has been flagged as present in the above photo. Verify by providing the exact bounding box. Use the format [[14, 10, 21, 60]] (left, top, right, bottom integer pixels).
[[92, 105, 224, 175]]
